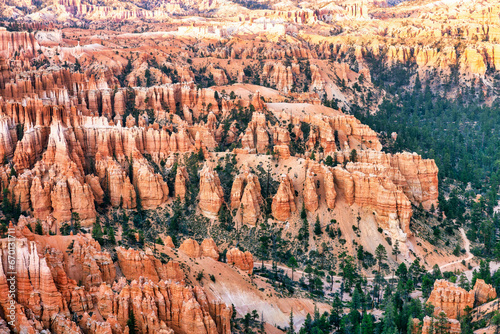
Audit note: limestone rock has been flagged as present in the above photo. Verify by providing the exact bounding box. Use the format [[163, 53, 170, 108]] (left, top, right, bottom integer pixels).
[[333, 166, 354, 205], [324, 166, 337, 209], [179, 238, 201, 258], [200, 238, 219, 260], [303, 169, 318, 212], [272, 174, 296, 221], [231, 168, 263, 225], [116, 246, 160, 282], [420, 316, 460, 334], [132, 157, 169, 209], [174, 165, 189, 200], [426, 280, 474, 319], [472, 279, 497, 306], [226, 247, 254, 275], [198, 164, 224, 219]]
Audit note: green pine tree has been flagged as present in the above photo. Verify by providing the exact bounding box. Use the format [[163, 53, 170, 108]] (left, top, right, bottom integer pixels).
[[127, 309, 138, 334], [287, 310, 295, 334], [314, 215, 322, 235], [35, 220, 43, 235]]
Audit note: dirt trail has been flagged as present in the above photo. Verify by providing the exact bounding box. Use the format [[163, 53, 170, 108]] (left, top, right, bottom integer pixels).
[[439, 228, 473, 271], [256, 228, 475, 295]]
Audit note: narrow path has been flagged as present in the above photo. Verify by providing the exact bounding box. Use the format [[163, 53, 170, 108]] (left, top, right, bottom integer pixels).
[[439, 228, 473, 271], [255, 228, 475, 296]]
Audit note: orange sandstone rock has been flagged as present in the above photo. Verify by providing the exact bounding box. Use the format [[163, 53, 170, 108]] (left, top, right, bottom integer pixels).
[[174, 165, 189, 201], [272, 174, 296, 221], [472, 279, 497, 306], [303, 169, 318, 212], [200, 238, 219, 260], [226, 247, 254, 275], [426, 280, 474, 319], [179, 238, 201, 258], [198, 164, 224, 219]]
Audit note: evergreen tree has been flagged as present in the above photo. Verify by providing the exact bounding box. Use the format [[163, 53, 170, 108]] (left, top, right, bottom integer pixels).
[[406, 317, 416, 334], [74, 58, 81, 72], [460, 306, 474, 334], [458, 273, 470, 291], [287, 310, 295, 334], [435, 311, 448, 334], [392, 240, 401, 261], [35, 220, 43, 235], [71, 212, 81, 234], [340, 254, 358, 292], [300, 203, 307, 219], [287, 256, 298, 281], [314, 215, 322, 235], [325, 155, 334, 166], [107, 227, 116, 245], [382, 298, 397, 334], [299, 314, 312, 334], [127, 309, 138, 334], [351, 288, 362, 310], [259, 235, 270, 269], [92, 218, 104, 243], [375, 244, 388, 273], [350, 149, 357, 162], [361, 313, 374, 334], [422, 274, 435, 298], [432, 264, 442, 279]]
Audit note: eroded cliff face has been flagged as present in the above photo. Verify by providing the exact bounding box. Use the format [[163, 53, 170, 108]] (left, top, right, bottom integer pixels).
[[0, 26, 439, 237], [426, 279, 497, 319], [230, 166, 263, 225], [226, 247, 254, 275], [272, 173, 296, 221], [198, 164, 224, 219], [426, 280, 474, 319], [415, 279, 498, 334], [0, 229, 233, 334], [419, 316, 461, 334], [0, 24, 449, 333]]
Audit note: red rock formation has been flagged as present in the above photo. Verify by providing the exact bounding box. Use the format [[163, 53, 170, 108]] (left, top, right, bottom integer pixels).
[[333, 166, 354, 205], [0, 238, 69, 329], [272, 174, 296, 221], [303, 169, 318, 212], [231, 167, 263, 225], [174, 165, 189, 201], [50, 179, 73, 222], [67, 176, 96, 221], [116, 246, 160, 282], [460, 47, 486, 75], [0, 29, 40, 58], [304, 114, 382, 153], [179, 238, 202, 258], [352, 150, 439, 210], [72, 237, 116, 286], [226, 247, 254, 275], [95, 154, 136, 209], [240, 113, 270, 154], [272, 126, 291, 159], [200, 238, 219, 260], [261, 63, 293, 93], [198, 164, 224, 219], [347, 163, 412, 236], [0, 228, 232, 334], [420, 316, 461, 334], [164, 235, 175, 248], [472, 279, 497, 306], [132, 156, 169, 208], [324, 166, 337, 209], [426, 280, 474, 319], [99, 277, 230, 334]]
